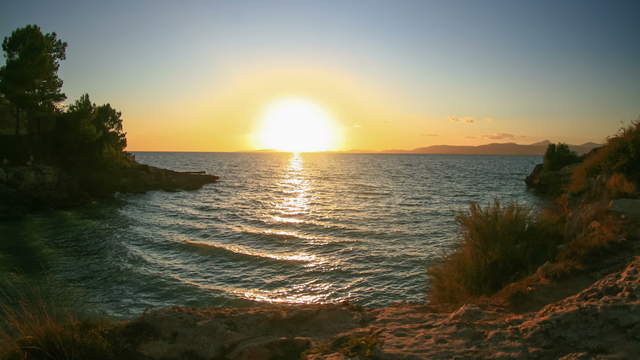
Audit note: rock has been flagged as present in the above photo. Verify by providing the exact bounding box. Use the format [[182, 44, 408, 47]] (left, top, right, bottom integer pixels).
[[609, 199, 640, 220], [525, 163, 578, 195], [107, 256, 640, 359], [445, 304, 485, 323], [126, 304, 366, 360], [0, 162, 218, 215], [558, 353, 590, 360], [229, 337, 311, 360], [525, 164, 544, 188]]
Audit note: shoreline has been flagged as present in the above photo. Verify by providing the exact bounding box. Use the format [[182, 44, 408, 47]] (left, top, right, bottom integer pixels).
[[2, 140, 639, 359], [0, 160, 218, 219]]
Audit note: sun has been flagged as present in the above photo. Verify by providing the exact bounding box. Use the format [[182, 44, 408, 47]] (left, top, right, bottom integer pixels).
[[256, 97, 339, 152]]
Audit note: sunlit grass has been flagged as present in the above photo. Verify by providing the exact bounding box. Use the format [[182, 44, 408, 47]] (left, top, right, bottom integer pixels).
[[569, 120, 640, 197], [427, 201, 563, 305]]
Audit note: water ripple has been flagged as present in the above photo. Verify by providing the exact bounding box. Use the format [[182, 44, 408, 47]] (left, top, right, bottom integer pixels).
[[34, 152, 541, 317]]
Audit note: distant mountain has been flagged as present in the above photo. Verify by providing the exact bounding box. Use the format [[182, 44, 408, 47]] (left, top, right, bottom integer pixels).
[[380, 141, 601, 155], [529, 140, 552, 147]]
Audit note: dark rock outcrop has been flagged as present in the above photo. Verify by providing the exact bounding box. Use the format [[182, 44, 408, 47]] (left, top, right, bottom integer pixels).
[[525, 163, 578, 195], [0, 162, 218, 218], [115, 163, 218, 193]]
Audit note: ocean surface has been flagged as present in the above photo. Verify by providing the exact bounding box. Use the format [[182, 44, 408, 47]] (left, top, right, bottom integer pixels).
[[6, 153, 542, 318]]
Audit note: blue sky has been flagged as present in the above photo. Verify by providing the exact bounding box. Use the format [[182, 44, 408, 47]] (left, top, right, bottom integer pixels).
[[1, 0, 639, 150]]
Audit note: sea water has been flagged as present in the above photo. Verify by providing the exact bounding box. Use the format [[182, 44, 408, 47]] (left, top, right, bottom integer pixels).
[[5, 153, 541, 318]]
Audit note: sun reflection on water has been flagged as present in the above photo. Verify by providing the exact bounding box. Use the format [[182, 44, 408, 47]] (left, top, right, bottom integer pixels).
[[184, 153, 340, 305], [274, 153, 310, 219]]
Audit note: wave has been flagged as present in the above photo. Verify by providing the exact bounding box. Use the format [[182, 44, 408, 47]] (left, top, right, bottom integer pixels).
[[223, 224, 311, 242], [224, 222, 367, 246], [182, 239, 319, 264]]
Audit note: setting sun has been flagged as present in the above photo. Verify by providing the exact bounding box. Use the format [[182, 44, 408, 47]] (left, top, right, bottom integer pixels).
[[255, 97, 340, 152]]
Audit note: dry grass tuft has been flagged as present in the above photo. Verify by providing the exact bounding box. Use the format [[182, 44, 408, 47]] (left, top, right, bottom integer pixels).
[[0, 280, 119, 360], [605, 173, 637, 198], [569, 120, 640, 196], [427, 201, 562, 305], [557, 199, 626, 264]]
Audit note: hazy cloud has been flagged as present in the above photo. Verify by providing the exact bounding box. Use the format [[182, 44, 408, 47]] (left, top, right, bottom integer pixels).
[[421, 133, 439, 137], [449, 116, 475, 124], [482, 133, 516, 140], [448, 116, 497, 124]]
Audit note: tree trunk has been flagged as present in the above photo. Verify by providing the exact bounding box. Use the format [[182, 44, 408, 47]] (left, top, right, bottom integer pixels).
[[15, 106, 20, 135]]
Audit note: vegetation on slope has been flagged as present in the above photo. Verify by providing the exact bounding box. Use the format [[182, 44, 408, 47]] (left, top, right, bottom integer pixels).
[[428, 201, 563, 304], [569, 120, 640, 198], [429, 121, 640, 306]]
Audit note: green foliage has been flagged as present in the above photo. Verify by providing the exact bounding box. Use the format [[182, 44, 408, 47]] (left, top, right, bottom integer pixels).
[[55, 94, 128, 169], [427, 201, 562, 304], [0, 25, 128, 170], [543, 143, 580, 172], [0, 25, 66, 135]]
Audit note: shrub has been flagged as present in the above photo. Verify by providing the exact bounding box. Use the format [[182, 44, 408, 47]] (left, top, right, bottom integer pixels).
[[427, 201, 562, 304], [605, 173, 637, 198], [558, 199, 625, 263], [543, 143, 580, 172], [0, 279, 118, 360], [569, 120, 640, 195], [0, 307, 114, 360]]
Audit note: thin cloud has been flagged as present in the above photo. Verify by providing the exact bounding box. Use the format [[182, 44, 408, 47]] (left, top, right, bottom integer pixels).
[[482, 133, 516, 140], [421, 133, 439, 137], [448, 116, 497, 124], [449, 116, 475, 124]]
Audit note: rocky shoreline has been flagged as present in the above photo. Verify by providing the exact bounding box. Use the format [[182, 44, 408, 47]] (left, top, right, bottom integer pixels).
[[0, 161, 218, 218], [3, 149, 639, 359], [107, 250, 640, 359], [96, 158, 640, 359]]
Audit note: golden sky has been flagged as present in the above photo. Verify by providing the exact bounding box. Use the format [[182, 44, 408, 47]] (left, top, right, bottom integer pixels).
[[4, 1, 638, 152]]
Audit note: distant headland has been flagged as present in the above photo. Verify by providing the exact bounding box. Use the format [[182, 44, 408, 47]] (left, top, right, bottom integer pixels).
[[247, 140, 601, 155], [379, 140, 601, 155]]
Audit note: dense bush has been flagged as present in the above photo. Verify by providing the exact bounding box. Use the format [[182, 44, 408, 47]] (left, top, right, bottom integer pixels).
[[427, 201, 562, 304], [525, 143, 581, 196], [543, 143, 580, 172], [569, 120, 640, 195], [54, 94, 128, 170]]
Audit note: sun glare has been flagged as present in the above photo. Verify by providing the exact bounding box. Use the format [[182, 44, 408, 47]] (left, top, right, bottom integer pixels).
[[256, 97, 339, 152]]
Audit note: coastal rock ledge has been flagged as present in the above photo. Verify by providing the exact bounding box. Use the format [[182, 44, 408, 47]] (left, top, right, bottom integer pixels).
[[114, 256, 640, 359], [0, 162, 218, 217]]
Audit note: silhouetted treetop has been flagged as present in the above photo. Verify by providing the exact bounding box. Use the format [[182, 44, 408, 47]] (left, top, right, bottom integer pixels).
[[0, 25, 67, 134], [543, 143, 580, 172]]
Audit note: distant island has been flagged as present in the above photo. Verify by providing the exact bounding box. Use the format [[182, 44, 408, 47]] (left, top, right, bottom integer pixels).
[[248, 140, 601, 155], [380, 140, 601, 155]]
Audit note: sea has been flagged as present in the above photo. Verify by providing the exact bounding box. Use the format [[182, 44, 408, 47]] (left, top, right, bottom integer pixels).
[[4, 153, 542, 318]]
